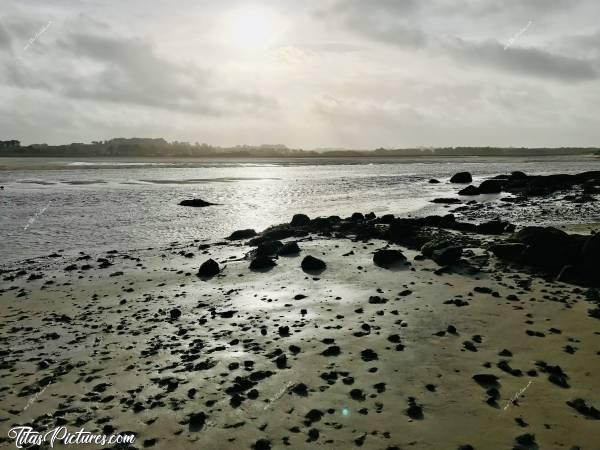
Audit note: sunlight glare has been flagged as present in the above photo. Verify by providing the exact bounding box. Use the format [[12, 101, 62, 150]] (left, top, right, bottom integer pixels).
[[224, 7, 283, 53]]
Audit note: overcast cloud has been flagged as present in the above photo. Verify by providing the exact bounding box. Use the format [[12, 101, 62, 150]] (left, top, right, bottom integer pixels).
[[1, 0, 599, 147]]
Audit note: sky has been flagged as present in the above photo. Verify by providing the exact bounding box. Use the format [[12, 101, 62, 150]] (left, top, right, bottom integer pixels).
[[1, 0, 600, 148]]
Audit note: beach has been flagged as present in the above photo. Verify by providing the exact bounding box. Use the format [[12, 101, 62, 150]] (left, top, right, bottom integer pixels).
[[1, 167, 599, 449]]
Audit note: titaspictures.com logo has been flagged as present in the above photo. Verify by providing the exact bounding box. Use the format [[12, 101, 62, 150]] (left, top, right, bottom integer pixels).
[[7, 426, 136, 448]]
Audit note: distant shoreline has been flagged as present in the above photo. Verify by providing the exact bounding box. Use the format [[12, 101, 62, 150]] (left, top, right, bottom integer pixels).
[[1, 138, 599, 159]]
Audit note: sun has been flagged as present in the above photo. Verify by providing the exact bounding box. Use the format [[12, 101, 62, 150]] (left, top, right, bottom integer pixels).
[[223, 7, 283, 53]]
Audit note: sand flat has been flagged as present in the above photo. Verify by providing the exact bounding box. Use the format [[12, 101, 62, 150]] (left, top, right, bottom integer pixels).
[[1, 235, 599, 449]]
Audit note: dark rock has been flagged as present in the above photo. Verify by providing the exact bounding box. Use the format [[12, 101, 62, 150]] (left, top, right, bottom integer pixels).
[[429, 179, 440, 183], [405, 397, 424, 420], [304, 409, 324, 425], [291, 214, 310, 227], [197, 259, 219, 277], [513, 433, 537, 450], [510, 171, 528, 180], [252, 439, 272, 450], [291, 383, 308, 396], [421, 238, 452, 257], [351, 212, 365, 221], [458, 185, 480, 196], [472, 374, 500, 389], [431, 246, 462, 265], [373, 249, 406, 268], [478, 179, 502, 194], [256, 240, 283, 257], [350, 389, 366, 401], [228, 229, 257, 240], [169, 309, 182, 320], [179, 199, 216, 207], [513, 227, 571, 269], [450, 172, 472, 183], [566, 398, 600, 420], [301, 255, 326, 273], [189, 412, 207, 431], [361, 349, 378, 361], [490, 243, 526, 262], [431, 198, 462, 204], [476, 219, 515, 235], [249, 256, 276, 271], [278, 241, 301, 256], [321, 346, 341, 356]]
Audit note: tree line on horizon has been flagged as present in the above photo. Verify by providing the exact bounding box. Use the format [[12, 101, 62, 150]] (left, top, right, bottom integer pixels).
[[0, 138, 598, 158]]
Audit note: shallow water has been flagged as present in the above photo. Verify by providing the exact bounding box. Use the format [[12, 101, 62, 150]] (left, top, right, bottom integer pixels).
[[1, 156, 599, 265]]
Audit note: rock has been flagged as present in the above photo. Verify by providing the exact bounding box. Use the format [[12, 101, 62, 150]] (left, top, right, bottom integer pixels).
[[472, 374, 500, 389], [169, 308, 182, 320], [429, 179, 440, 183], [513, 434, 537, 450], [290, 214, 310, 227], [566, 398, 600, 419], [256, 240, 283, 256], [490, 243, 526, 261], [301, 255, 326, 273], [291, 383, 308, 396], [178, 199, 216, 207], [510, 171, 528, 180], [458, 185, 480, 196], [198, 259, 219, 277], [227, 229, 257, 240], [252, 439, 272, 450], [421, 238, 452, 257], [361, 349, 378, 361], [476, 219, 515, 235], [189, 412, 207, 431], [278, 241, 300, 256], [450, 172, 472, 183], [249, 256, 276, 271], [513, 227, 571, 269], [478, 179, 502, 194], [431, 246, 462, 265], [351, 212, 365, 221], [321, 346, 341, 356], [373, 249, 406, 268], [582, 234, 600, 269], [431, 198, 462, 204], [406, 397, 424, 420]]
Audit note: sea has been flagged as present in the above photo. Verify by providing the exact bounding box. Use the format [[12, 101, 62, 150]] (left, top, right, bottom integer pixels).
[[1, 156, 599, 266]]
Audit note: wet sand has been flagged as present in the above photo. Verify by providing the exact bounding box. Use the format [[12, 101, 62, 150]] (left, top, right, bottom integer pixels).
[[1, 229, 599, 449]]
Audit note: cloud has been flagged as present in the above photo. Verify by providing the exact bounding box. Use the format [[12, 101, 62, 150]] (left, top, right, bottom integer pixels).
[[320, 0, 599, 82], [0, 25, 278, 116], [0, 23, 11, 51], [444, 37, 599, 82]]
